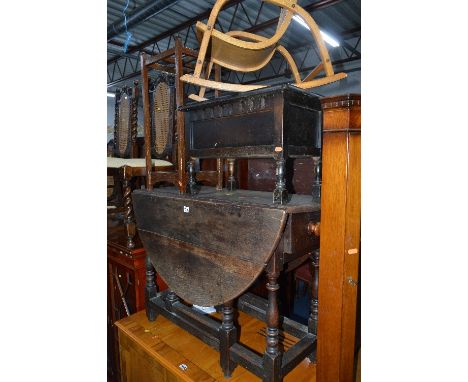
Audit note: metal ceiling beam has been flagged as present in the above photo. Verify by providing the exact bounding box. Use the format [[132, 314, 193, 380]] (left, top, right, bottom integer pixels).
[[107, 0, 359, 86], [242, 56, 360, 85], [107, 25, 360, 88], [107, 0, 343, 61], [108, 0, 342, 65], [245, 0, 343, 33], [108, 0, 244, 64], [107, 46, 140, 60], [107, 0, 184, 41], [108, 39, 154, 57]]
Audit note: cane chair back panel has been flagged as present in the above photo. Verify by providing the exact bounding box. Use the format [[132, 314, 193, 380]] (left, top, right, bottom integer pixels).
[[149, 73, 175, 159], [114, 86, 138, 158]]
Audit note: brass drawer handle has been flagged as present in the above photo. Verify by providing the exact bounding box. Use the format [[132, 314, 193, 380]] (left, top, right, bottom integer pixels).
[[307, 222, 320, 237]]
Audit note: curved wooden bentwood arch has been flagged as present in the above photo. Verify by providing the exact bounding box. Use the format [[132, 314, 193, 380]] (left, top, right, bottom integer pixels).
[[180, 0, 346, 100]]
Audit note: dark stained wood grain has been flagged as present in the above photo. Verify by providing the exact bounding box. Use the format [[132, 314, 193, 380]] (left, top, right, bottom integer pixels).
[[133, 188, 288, 306], [182, 85, 322, 160], [130, 85, 327, 382], [242, 157, 319, 195]]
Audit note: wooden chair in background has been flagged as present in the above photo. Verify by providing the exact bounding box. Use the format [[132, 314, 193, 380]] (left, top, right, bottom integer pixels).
[[107, 81, 139, 208], [180, 0, 346, 100], [141, 37, 224, 194], [107, 80, 173, 249]]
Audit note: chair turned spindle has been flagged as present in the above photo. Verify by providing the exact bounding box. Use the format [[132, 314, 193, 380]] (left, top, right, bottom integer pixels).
[[121, 166, 136, 249]]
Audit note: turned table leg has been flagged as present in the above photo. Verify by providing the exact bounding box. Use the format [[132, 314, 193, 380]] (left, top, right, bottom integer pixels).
[[309, 249, 320, 335], [165, 290, 179, 312], [186, 159, 199, 195], [308, 249, 320, 361], [263, 269, 282, 382], [226, 158, 236, 192], [311, 156, 322, 200], [273, 157, 288, 204], [216, 158, 224, 191], [145, 256, 158, 321], [220, 300, 238, 377]]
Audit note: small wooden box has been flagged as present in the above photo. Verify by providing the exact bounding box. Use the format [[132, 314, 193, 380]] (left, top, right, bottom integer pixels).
[[182, 84, 322, 159]]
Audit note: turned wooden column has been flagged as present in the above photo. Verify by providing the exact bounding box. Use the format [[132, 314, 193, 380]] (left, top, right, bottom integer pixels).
[[165, 290, 179, 312], [186, 159, 199, 194], [216, 158, 224, 190], [316, 94, 361, 382], [263, 255, 282, 382], [130, 80, 139, 159], [220, 300, 238, 377], [309, 249, 320, 335], [273, 156, 288, 204], [226, 158, 236, 191], [121, 165, 136, 249], [312, 156, 322, 200], [145, 256, 158, 321]]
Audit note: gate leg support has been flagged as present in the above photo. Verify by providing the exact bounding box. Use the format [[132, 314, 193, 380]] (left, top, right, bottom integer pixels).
[[308, 249, 320, 361], [263, 270, 283, 382], [145, 256, 158, 321], [220, 300, 238, 378], [165, 290, 179, 312]]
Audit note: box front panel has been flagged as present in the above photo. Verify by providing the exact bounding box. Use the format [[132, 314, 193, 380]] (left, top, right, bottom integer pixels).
[[189, 110, 276, 156]]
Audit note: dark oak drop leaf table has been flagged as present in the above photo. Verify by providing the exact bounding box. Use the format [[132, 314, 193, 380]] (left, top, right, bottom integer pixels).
[[133, 187, 321, 382]]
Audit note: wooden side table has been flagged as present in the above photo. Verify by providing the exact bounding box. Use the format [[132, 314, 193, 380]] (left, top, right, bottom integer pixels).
[[116, 309, 317, 382], [108, 221, 167, 381]]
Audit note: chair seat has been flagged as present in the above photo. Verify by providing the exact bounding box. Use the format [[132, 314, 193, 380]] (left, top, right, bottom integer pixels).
[[107, 157, 172, 168]]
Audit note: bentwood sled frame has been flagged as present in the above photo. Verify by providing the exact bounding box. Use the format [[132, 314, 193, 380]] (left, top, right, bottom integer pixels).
[[180, 0, 346, 100]]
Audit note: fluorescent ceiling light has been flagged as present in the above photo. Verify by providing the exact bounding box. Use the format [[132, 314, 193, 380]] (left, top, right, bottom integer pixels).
[[292, 15, 340, 48], [107, 92, 115, 98]]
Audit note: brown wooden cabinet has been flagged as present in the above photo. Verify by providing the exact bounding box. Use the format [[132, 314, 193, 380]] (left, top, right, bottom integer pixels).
[[107, 220, 167, 381], [316, 94, 361, 382]]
